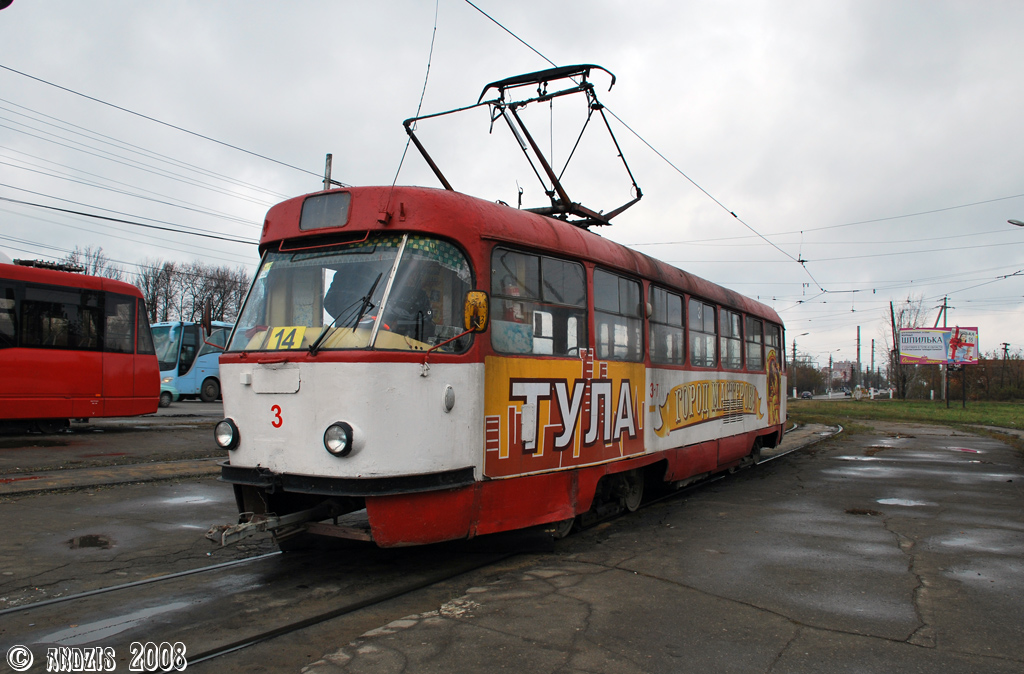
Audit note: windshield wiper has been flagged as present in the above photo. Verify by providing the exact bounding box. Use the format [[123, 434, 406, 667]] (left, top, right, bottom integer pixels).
[[308, 273, 383, 356]]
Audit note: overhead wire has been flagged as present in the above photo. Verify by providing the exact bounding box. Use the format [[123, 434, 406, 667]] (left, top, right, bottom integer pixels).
[[0, 118, 275, 210], [0, 63, 332, 183], [0, 97, 292, 200], [1, 156, 263, 228], [0, 233, 251, 277], [391, 0, 441, 189], [460, 1, 1024, 338], [461, 1, 825, 292], [0, 192, 257, 246], [0, 205, 254, 266]]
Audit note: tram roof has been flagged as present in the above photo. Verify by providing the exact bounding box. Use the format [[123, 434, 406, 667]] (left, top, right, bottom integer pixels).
[[261, 186, 782, 325], [0, 261, 144, 297]]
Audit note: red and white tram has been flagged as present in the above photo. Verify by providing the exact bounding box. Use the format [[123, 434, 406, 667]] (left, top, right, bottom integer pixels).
[[215, 185, 787, 548]]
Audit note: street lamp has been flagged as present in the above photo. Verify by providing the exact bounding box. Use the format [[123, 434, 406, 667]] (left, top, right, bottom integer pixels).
[[827, 348, 841, 395]]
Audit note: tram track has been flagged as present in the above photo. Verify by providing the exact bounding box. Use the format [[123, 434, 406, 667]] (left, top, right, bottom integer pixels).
[[0, 552, 281, 617], [1, 425, 838, 670], [0, 535, 521, 671]]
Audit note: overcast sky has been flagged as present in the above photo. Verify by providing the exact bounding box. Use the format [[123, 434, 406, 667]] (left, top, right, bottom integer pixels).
[[1, 1, 1022, 368]]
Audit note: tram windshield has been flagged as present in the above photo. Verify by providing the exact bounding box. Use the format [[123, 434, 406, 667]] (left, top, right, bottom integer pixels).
[[227, 233, 473, 353]]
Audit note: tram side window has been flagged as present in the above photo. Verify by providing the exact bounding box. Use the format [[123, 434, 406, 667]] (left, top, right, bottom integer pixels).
[[746, 316, 764, 370], [766, 323, 782, 367], [649, 286, 684, 365], [104, 293, 136, 354], [689, 299, 717, 367], [491, 248, 587, 356], [594, 269, 643, 362], [0, 283, 15, 348], [720, 309, 743, 370], [20, 285, 101, 350]]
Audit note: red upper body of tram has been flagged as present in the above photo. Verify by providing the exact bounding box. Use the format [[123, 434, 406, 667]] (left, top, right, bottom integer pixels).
[[0, 262, 159, 432], [215, 185, 786, 547]]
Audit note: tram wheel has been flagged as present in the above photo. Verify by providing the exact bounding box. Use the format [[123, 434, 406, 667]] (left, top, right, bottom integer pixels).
[[550, 518, 576, 539], [200, 378, 220, 403], [34, 419, 68, 435], [620, 470, 644, 512], [751, 437, 763, 465]]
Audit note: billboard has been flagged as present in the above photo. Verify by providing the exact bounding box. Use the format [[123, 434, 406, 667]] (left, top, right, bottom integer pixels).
[[899, 327, 979, 365], [947, 326, 979, 365]]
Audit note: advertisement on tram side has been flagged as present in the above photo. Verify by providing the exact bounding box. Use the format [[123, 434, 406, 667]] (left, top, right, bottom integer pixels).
[[483, 350, 645, 478]]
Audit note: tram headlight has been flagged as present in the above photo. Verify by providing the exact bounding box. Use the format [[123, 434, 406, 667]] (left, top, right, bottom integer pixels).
[[215, 418, 240, 450], [324, 422, 354, 457]]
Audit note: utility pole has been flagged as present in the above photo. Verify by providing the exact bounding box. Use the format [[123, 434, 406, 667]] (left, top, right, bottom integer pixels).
[[323, 153, 334, 191], [856, 326, 861, 388], [933, 296, 948, 328], [935, 296, 951, 401], [1001, 342, 1010, 389], [871, 338, 875, 388], [791, 338, 798, 398], [890, 301, 901, 399]]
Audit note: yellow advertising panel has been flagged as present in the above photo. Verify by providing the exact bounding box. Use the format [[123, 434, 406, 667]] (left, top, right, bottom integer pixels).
[[649, 348, 783, 435], [483, 349, 645, 478]]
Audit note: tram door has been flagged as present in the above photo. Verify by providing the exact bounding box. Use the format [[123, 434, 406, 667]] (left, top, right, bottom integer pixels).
[[101, 293, 137, 416]]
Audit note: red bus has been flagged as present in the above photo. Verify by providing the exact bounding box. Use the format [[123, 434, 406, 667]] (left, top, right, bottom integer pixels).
[[213, 185, 787, 548], [0, 261, 160, 433]]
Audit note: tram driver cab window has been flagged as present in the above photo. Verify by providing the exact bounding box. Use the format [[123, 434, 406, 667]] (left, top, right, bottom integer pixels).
[[490, 248, 586, 357], [228, 233, 472, 354]]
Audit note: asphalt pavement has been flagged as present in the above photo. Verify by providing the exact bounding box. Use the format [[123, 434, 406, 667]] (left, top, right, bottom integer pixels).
[[293, 421, 1023, 674], [2, 410, 1022, 673]]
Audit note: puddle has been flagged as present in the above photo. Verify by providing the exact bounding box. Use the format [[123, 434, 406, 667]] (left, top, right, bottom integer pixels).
[[68, 534, 114, 550], [876, 498, 934, 507], [159, 495, 218, 506], [37, 601, 191, 645], [945, 447, 981, 453]]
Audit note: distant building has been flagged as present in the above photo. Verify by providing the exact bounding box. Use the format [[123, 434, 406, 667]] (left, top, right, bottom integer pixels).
[[822, 360, 855, 387]]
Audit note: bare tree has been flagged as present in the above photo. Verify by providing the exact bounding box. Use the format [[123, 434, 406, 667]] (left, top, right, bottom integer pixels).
[[147, 260, 250, 324], [62, 245, 124, 280], [881, 295, 926, 399], [135, 258, 166, 321], [64, 249, 250, 326]]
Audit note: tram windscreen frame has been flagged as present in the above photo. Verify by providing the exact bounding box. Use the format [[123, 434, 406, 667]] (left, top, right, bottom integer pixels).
[[227, 233, 473, 354]]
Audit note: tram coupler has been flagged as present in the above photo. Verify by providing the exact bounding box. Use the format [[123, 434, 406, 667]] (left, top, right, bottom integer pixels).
[[206, 508, 318, 547]]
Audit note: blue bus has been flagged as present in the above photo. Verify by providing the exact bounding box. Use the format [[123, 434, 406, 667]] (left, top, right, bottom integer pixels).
[[151, 321, 232, 404]]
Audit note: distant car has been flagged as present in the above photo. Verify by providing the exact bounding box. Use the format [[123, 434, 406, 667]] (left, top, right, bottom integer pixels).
[[800, 391, 813, 399], [159, 383, 180, 408]]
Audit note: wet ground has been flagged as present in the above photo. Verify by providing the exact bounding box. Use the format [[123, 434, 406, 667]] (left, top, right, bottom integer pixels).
[[0, 417, 1021, 673], [297, 421, 1023, 674], [0, 401, 223, 475]]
